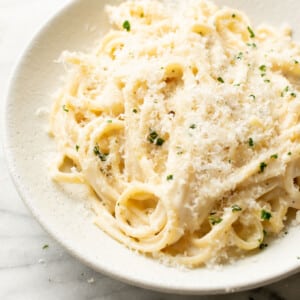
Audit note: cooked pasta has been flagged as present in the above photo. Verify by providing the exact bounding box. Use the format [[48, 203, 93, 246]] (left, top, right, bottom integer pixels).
[[49, 0, 300, 267]]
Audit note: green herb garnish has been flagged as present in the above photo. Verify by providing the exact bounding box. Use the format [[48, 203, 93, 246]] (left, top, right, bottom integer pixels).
[[281, 86, 289, 97], [261, 209, 272, 221], [148, 131, 158, 143], [247, 26, 255, 38], [122, 20, 131, 31], [190, 124, 196, 129], [232, 14, 236, 18], [259, 162, 267, 173], [62, 105, 69, 112], [107, 120, 112, 123], [209, 216, 223, 225], [42, 244, 49, 250], [148, 131, 165, 146], [217, 77, 224, 83], [259, 65, 267, 72], [247, 42, 257, 48], [75, 145, 80, 152], [132, 108, 138, 113], [236, 52, 243, 60], [249, 94, 256, 100], [248, 137, 254, 147], [270, 154, 278, 159], [232, 204, 242, 212], [156, 137, 165, 146], [166, 174, 173, 181], [291, 92, 297, 98], [93, 145, 109, 162], [288, 152, 292, 156]]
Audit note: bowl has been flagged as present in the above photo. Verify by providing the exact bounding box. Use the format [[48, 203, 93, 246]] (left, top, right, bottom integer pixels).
[[4, 0, 300, 294]]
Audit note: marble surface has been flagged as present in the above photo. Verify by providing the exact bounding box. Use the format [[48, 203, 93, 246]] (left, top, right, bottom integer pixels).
[[0, 1, 300, 299]]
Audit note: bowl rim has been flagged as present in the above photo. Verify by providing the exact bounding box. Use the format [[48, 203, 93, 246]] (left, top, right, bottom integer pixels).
[[3, 0, 300, 295]]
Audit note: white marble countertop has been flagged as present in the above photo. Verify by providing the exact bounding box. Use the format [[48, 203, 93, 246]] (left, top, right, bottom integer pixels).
[[0, 1, 299, 299]]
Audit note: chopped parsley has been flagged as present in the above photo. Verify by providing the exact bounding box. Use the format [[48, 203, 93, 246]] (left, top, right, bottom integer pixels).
[[247, 42, 257, 48], [217, 77, 224, 83], [261, 209, 272, 221], [156, 137, 165, 146], [295, 60, 299, 64], [259, 65, 267, 72], [132, 108, 138, 113], [93, 145, 109, 162], [148, 131, 165, 146], [190, 124, 196, 129], [236, 52, 243, 60], [249, 94, 256, 100], [166, 174, 173, 181], [209, 216, 223, 225], [291, 92, 297, 98], [148, 131, 158, 143], [281, 86, 289, 97], [232, 14, 236, 18], [42, 244, 49, 250], [107, 120, 112, 123], [264, 79, 270, 83], [75, 145, 80, 152], [259, 162, 267, 173], [288, 152, 292, 156], [247, 26, 255, 38], [248, 137, 254, 147], [62, 105, 69, 112], [232, 204, 242, 212], [270, 154, 278, 159], [122, 20, 131, 31]]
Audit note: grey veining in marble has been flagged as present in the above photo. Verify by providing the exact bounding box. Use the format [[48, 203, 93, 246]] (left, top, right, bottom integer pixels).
[[0, 1, 299, 299]]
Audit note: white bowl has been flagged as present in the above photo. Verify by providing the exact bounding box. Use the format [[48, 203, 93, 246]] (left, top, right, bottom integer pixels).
[[4, 0, 300, 295]]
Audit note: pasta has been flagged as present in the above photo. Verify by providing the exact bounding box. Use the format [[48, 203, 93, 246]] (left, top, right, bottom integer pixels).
[[49, 0, 300, 267]]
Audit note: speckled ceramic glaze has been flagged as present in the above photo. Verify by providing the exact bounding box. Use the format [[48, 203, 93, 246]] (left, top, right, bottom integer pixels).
[[4, 0, 300, 294]]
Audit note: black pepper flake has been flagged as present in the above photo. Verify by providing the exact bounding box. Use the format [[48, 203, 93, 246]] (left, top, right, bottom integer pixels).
[[259, 243, 268, 250], [168, 110, 175, 117]]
